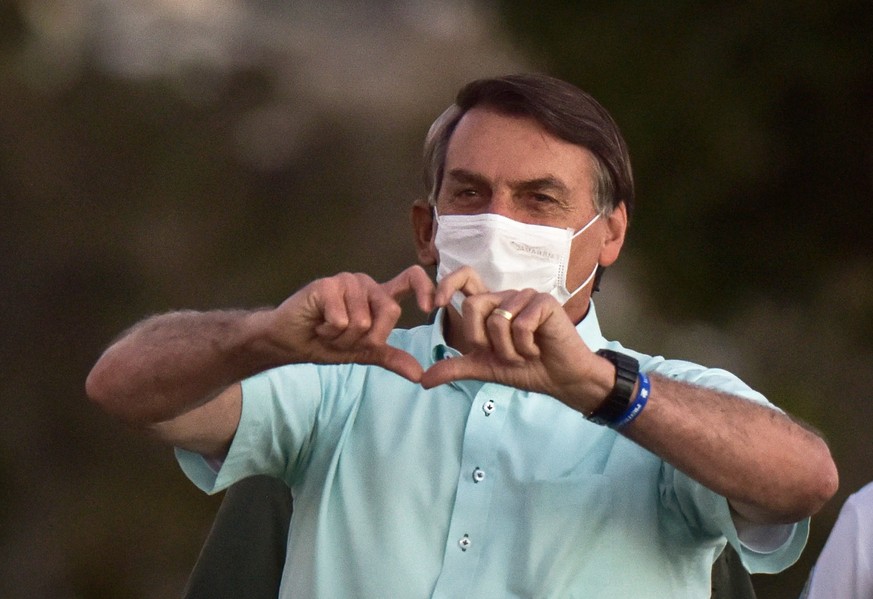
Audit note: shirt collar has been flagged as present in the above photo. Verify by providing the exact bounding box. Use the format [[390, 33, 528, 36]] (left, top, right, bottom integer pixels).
[[576, 300, 608, 351], [429, 308, 457, 365]]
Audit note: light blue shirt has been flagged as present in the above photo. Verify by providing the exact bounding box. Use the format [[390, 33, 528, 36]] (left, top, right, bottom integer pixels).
[[177, 303, 808, 598]]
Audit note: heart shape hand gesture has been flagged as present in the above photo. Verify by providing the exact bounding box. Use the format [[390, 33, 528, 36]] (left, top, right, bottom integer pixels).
[[261, 265, 610, 414]]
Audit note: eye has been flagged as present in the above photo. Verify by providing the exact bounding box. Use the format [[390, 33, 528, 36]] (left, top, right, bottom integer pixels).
[[531, 192, 557, 204]]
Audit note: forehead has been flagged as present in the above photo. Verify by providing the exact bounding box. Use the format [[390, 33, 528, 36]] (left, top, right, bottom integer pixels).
[[444, 107, 596, 190]]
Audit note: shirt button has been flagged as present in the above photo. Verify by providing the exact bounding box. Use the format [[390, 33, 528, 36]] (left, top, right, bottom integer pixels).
[[458, 534, 471, 551], [482, 400, 495, 416], [472, 467, 485, 483]]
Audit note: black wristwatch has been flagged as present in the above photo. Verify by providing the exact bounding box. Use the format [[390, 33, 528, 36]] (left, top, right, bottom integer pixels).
[[588, 349, 639, 426]]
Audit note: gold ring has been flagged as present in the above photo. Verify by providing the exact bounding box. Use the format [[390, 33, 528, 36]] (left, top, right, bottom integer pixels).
[[492, 308, 514, 321]]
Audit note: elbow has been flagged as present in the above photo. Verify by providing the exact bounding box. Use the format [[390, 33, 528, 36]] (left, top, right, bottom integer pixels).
[[786, 442, 839, 521], [743, 443, 839, 524], [807, 447, 840, 515], [85, 359, 111, 409], [778, 423, 840, 521], [85, 354, 140, 426]]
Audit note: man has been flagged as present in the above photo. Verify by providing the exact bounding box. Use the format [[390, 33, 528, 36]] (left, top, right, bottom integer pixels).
[[86, 74, 837, 598]]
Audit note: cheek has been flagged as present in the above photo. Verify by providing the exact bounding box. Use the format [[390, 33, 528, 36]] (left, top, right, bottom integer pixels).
[[566, 237, 601, 283]]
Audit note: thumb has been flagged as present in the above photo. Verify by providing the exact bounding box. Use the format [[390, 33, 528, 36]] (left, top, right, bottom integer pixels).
[[420, 355, 484, 389], [370, 346, 425, 383]]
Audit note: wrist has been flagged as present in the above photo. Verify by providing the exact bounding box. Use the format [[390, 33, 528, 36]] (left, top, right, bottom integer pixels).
[[588, 349, 648, 429], [243, 308, 294, 367], [611, 372, 650, 429]]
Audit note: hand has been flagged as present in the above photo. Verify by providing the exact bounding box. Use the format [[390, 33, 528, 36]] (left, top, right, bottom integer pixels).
[[260, 265, 435, 382], [421, 268, 610, 412]]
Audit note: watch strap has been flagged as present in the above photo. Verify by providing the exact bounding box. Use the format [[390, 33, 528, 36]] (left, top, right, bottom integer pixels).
[[589, 349, 640, 426]]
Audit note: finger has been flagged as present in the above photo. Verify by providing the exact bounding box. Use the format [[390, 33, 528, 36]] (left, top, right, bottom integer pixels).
[[458, 291, 506, 349], [504, 291, 559, 359], [434, 266, 489, 310], [514, 293, 573, 360], [370, 345, 425, 383], [316, 274, 374, 348], [382, 265, 435, 314], [485, 289, 539, 363], [364, 285, 404, 347], [460, 289, 523, 350], [420, 354, 488, 389], [509, 307, 542, 359], [313, 276, 351, 337]]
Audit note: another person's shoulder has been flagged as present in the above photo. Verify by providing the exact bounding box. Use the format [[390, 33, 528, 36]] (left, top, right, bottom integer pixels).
[[843, 481, 873, 518]]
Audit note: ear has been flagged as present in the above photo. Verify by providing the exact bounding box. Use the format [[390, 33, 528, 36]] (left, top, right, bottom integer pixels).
[[598, 202, 628, 267], [411, 199, 438, 266]]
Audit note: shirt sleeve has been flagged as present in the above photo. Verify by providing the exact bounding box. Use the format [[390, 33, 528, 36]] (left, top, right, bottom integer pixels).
[[648, 357, 809, 573], [659, 465, 808, 574], [175, 362, 328, 494]]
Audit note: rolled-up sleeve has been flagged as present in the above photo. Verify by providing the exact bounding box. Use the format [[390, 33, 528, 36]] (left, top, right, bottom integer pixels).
[[648, 357, 809, 572]]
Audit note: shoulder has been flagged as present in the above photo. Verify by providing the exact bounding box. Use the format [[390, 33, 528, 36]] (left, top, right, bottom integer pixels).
[[843, 482, 873, 520]]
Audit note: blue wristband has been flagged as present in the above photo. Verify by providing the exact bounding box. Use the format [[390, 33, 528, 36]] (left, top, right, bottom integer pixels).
[[612, 372, 650, 430]]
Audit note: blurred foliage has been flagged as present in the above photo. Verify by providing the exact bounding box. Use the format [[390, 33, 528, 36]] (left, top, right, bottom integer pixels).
[[1, 1, 871, 598], [500, 0, 873, 332]]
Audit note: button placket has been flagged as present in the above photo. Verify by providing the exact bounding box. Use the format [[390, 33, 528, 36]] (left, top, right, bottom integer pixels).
[[430, 386, 508, 598]]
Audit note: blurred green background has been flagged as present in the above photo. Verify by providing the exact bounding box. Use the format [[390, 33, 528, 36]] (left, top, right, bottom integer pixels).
[[1, 1, 871, 597]]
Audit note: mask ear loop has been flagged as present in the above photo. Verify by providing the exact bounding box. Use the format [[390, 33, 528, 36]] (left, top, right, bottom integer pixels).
[[562, 213, 602, 302], [564, 261, 600, 302], [571, 213, 601, 238]]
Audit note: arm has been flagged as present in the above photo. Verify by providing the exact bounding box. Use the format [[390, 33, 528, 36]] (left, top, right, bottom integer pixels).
[[86, 266, 435, 458], [421, 277, 838, 525], [85, 309, 271, 458], [621, 373, 837, 524]]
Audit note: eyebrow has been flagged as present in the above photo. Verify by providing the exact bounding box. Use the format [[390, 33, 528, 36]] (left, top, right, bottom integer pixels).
[[446, 168, 570, 195]]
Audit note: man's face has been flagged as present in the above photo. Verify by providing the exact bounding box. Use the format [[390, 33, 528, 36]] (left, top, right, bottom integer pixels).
[[433, 106, 609, 318]]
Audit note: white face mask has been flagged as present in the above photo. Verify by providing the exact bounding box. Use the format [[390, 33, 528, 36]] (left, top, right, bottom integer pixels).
[[434, 209, 601, 312]]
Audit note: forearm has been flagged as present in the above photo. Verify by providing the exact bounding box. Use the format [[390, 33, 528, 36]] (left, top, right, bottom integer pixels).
[[86, 309, 281, 427], [621, 374, 838, 524]]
